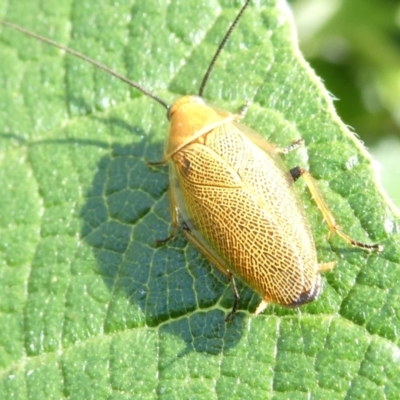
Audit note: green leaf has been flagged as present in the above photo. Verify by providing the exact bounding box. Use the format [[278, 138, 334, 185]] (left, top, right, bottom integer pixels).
[[291, 0, 400, 144], [0, 0, 399, 398]]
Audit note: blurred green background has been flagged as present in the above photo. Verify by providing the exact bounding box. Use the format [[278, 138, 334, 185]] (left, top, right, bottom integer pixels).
[[289, 0, 400, 209]]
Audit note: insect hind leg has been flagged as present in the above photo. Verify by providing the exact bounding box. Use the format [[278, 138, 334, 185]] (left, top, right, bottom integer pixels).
[[290, 166, 382, 251]]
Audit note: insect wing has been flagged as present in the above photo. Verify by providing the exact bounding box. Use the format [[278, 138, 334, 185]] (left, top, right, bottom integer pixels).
[[170, 120, 319, 306]]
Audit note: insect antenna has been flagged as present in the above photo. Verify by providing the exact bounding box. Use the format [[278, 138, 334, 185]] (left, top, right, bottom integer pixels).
[[0, 19, 169, 110], [198, 0, 251, 97]]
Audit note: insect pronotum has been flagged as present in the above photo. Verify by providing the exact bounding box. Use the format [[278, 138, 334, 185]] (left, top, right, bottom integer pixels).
[[0, 0, 382, 322]]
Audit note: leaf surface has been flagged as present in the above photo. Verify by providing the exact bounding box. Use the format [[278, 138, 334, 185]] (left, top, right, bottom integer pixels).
[[0, 0, 399, 398]]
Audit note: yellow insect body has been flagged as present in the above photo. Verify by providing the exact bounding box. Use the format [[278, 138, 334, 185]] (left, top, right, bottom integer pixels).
[[0, 1, 381, 321], [166, 95, 322, 310]]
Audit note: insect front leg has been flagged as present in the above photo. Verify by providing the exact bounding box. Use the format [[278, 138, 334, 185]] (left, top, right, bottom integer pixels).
[[289, 166, 382, 251]]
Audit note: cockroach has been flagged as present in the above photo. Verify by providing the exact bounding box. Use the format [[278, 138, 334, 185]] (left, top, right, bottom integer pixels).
[[0, 0, 382, 322]]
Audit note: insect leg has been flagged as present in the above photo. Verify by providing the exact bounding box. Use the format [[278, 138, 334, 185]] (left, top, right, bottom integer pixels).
[[180, 227, 231, 279], [276, 138, 304, 155], [290, 166, 382, 251], [225, 273, 240, 323], [155, 188, 179, 245], [147, 160, 167, 167], [318, 261, 336, 272], [178, 224, 244, 320], [236, 101, 251, 121], [254, 299, 269, 316]]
